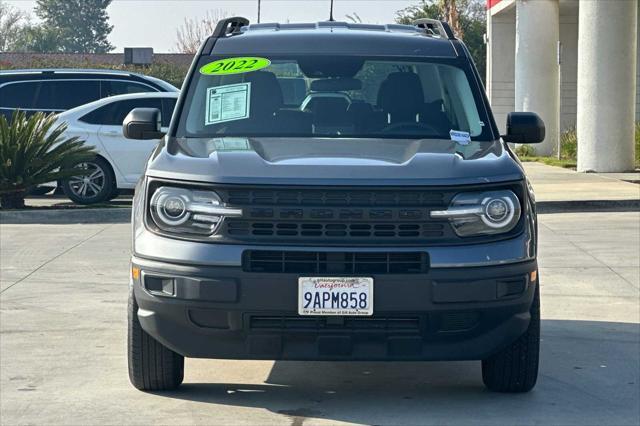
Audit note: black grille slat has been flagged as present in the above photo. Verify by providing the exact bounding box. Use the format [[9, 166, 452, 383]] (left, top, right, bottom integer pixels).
[[438, 312, 480, 332], [243, 250, 428, 274], [230, 221, 445, 240], [250, 315, 421, 332], [222, 189, 445, 207]]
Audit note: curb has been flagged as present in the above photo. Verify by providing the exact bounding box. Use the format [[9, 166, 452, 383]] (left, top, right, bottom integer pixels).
[[0, 208, 131, 224], [1, 200, 638, 225], [536, 199, 640, 214]]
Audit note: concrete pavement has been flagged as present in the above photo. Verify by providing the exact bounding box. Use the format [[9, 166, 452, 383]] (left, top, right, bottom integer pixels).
[[523, 162, 639, 203], [0, 212, 638, 425]]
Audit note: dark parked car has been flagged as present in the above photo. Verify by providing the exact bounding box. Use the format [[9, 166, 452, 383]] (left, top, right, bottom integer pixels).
[[0, 69, 178, 120], [124, 18, 545, 393]]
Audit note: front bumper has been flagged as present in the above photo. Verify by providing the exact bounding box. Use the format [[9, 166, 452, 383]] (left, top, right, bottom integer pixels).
[[132, 255, 537, 361]]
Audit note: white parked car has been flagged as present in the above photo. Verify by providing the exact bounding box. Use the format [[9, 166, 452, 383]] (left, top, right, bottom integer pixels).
[[55, 92, 179, 204]]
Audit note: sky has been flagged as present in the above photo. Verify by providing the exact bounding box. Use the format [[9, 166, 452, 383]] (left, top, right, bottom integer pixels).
[[6, 0, 418, 52]]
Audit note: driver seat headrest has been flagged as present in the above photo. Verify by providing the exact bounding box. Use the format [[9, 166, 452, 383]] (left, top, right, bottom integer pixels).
[[377, 72, 425, 123], [243, 71, 284, 116]]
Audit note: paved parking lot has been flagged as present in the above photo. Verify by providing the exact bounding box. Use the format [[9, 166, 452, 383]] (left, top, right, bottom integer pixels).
[[1, 212, 639, 425]]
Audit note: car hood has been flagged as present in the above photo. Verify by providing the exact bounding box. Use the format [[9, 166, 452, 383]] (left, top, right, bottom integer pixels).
[[145, 137, 524, 186]]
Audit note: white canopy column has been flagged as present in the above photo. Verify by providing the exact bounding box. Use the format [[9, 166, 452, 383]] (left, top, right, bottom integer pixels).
[[577, 0, 638, 172], [514, 0, 560, 156]]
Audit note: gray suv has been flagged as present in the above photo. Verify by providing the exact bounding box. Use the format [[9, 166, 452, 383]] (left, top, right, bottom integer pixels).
[[124, 17, 545, 393]]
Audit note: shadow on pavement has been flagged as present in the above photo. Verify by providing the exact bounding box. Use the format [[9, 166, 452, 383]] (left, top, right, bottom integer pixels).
[[25, 194, 133, 208], [162, 319, 640, 425]]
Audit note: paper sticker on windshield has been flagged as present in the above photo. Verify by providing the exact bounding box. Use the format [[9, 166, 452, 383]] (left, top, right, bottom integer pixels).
[[200, 57, 271, 75], [450, 130, 471, 145], [205, 83, 251, 126]]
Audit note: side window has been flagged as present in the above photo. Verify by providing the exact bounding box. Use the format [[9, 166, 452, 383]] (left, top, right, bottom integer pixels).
[[161, 98, 177, 127], [0, 81, 42, 109], [79, 103, 117, 125], [35, 80, 100, 110], [80, 98, 162, 126], [101, 81, 156, 97]]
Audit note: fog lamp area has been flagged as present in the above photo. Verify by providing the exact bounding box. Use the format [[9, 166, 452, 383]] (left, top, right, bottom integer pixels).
[[430, 190, 521, 237], [148, 185, 242, 237]]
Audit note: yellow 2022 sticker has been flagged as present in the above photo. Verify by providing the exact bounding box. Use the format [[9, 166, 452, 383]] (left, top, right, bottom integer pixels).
[[200, 57, 271, 75]]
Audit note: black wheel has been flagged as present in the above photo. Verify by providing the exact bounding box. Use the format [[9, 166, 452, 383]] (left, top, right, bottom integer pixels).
[[482, 278, 540, 393], [128, 287, 184, 391], [62, 157, 115, 205]]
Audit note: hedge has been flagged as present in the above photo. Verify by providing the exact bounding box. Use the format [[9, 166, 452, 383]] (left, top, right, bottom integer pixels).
[[0, 57, 189, 88]]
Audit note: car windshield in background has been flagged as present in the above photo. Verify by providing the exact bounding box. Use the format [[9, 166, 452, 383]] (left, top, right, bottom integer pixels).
[[177, 55, 492, 141]]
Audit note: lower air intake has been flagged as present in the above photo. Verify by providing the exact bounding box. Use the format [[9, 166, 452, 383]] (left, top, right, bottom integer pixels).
[[243, 250, 429, 274]]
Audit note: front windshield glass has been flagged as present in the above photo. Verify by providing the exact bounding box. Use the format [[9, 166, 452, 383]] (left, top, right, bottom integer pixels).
[[177, 55, 492, 141]]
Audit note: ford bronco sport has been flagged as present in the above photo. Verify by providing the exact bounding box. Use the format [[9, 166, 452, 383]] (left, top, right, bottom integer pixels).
[[124, 17, 545, 393]]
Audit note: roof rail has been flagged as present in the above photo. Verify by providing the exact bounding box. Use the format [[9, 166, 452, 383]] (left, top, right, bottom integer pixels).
[[0, 68, 139, 76], [413, 18, 456, 40], [212, 16, 250, 38]]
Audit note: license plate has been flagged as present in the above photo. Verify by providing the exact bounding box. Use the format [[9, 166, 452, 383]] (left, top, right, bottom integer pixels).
[[298, 277, 373, 316]]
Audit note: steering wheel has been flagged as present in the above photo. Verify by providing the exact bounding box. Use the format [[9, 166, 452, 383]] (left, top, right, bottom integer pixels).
[[381, 121, 440, 135]]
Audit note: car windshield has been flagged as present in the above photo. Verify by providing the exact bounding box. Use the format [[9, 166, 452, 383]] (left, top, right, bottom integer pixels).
[[176, 55, 492, 141]]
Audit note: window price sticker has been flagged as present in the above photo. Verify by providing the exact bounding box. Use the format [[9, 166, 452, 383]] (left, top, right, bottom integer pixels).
[[205, 82, 251, 126]]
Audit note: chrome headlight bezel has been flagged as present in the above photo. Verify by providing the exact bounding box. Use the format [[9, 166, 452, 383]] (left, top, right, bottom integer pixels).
[[430, 190, 522, 237], [145, 180, 242, 239]]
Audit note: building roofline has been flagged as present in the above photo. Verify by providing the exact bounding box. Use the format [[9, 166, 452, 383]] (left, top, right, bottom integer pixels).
[[488, 0, 515, 15]]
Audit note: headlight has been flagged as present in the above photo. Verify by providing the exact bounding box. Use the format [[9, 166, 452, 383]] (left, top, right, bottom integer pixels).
[[430, 190, 521, 237], [148, 185, 242, 236]]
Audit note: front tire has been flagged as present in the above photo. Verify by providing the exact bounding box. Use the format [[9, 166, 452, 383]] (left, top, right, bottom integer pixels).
[[481, 278, 540, 393], [62, 157, 115, 205], [107, 186, 120, 201], [128, 287, 184, 391]]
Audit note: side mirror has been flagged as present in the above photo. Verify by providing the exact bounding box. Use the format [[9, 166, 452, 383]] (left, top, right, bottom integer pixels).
[[122, 108, 165, 140], [502, 112, 545, 144]]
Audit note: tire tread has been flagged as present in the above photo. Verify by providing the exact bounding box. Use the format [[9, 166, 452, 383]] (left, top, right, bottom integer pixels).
[[482, 279, 540, 393], [128, 288, 183, 391]]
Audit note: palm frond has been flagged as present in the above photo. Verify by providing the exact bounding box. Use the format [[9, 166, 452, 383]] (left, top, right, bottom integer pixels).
[[0, 111, 97, 195]]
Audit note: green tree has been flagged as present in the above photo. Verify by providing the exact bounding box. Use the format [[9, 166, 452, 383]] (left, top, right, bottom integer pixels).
[[396, 0, 486, 82], [33, 0, 114, 53], [0, 0, 29, 51], [12, 25, 63, 53]]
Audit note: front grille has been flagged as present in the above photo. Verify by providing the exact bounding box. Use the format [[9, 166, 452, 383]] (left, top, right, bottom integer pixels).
[[243, 250, 429, 274], [249, 315, 421, 333], [211, 183, 525, 245], [217, 186, 457, 245]]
